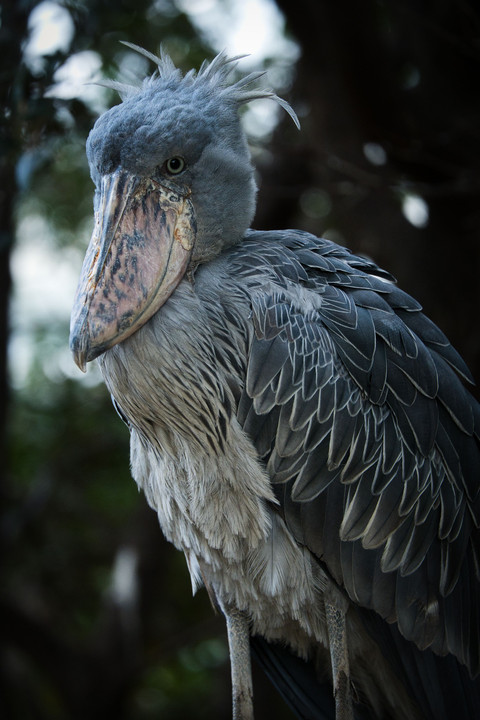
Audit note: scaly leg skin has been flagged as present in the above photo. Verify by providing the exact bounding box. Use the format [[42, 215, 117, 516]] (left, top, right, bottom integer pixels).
[[224, 607, 254, 719], [325, 600, 354, 720]]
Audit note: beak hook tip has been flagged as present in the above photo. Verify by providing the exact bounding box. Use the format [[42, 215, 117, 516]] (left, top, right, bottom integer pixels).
[[70, 330, 89, 373], [75, 357, 88, 373]]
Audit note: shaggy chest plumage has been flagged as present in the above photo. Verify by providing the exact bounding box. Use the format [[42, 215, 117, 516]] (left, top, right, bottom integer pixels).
[[98, 269, 330, 657]]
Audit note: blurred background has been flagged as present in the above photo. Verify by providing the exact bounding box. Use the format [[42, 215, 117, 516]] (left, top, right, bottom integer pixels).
[[2, 0, 480, 717]]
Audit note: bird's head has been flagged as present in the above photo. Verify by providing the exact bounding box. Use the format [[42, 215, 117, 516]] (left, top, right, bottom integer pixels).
[[70, 43, 298, 371]]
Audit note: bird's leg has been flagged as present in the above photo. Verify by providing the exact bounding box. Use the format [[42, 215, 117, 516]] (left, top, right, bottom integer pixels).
[[325, 599, 354, 720], [224, 605, 254, 720]]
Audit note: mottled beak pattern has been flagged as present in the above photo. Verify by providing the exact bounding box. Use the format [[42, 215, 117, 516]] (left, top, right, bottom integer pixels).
[[70, 168, 196, 371]]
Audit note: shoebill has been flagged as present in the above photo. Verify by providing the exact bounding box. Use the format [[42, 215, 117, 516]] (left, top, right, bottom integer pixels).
[[70, 44, 480, 719]]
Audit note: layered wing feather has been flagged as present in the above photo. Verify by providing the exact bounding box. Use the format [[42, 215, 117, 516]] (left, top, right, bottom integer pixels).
[[230, 229, 480, 677]]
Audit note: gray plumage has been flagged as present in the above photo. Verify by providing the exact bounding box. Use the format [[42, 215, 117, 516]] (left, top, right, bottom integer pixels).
[[70, 46, 480, 719]]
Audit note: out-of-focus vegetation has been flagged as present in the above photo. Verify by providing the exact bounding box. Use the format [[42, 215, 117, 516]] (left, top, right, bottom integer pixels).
[[2, 0, 480, 718]]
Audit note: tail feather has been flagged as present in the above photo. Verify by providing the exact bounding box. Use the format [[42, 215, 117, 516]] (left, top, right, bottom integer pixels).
[[250, 635, 336, 720], [250, 611, 480, 720], [359, 608, 480, 720]]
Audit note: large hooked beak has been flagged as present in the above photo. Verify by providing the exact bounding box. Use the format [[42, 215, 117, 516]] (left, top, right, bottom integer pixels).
[[69, 168, 196, 371]]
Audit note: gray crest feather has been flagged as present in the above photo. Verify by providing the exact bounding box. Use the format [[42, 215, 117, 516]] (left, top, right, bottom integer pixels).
[[93, 79, 141, 100], [100, 42, 300, 128]]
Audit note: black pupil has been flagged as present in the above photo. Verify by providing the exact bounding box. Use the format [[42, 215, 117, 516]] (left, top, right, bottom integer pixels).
[[169, 157, 182, 172]]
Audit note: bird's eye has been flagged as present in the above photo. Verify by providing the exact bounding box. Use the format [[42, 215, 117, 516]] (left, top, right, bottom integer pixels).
[[165, 156, 186, 175]]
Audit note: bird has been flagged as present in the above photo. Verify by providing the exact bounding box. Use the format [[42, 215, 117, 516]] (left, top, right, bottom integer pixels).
[[70, 43, 480, 719]]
